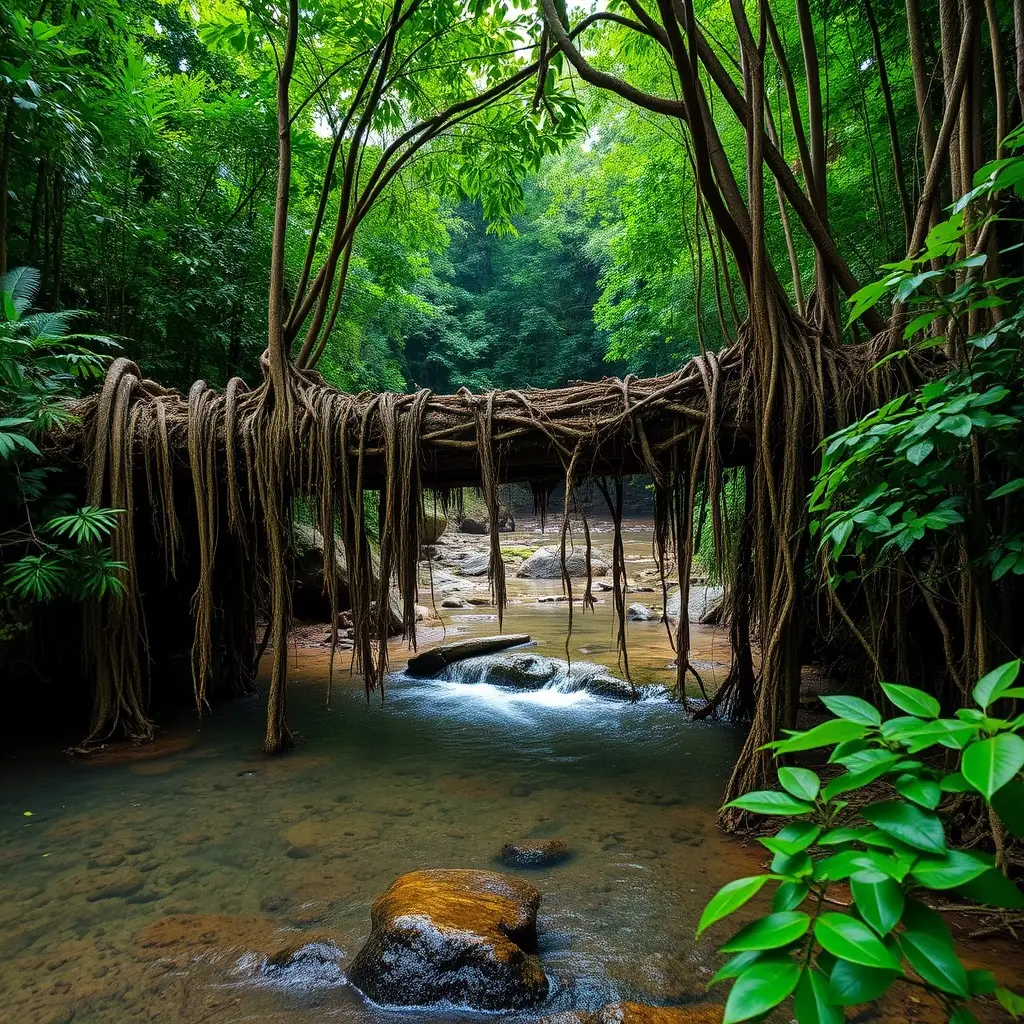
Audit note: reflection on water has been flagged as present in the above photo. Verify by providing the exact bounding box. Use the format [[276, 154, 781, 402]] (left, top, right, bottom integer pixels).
[[1, 522, 757, 1023]]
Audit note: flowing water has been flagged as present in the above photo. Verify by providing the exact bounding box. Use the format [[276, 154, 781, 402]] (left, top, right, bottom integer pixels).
[[2, 521, 1018, 1023]]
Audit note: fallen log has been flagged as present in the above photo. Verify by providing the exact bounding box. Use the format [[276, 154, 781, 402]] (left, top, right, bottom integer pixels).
[[406, 634, 533, 677]]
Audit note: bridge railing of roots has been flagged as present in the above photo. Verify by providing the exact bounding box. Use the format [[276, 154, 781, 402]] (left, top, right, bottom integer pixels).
[[77, 318, 870, 817]]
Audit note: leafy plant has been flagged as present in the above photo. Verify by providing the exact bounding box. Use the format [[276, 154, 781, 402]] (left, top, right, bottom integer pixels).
[[699, 661, 1024, 1023], [0, 267, 126, 608], [810, 131, 1024, 583]]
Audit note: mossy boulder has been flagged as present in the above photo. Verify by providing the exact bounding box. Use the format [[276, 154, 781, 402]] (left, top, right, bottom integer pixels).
[[347, 868, 548, 1010], [516, 545, 609, 579]]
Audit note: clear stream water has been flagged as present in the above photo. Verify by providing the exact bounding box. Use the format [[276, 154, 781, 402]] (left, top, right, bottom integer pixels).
[[2, 522, 1017, 1023]]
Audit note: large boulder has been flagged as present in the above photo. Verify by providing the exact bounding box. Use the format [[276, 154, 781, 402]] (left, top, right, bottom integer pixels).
[[291, 522, 402, 631], [457, 506, 515, 534], [665, 584, 724, 623], [516, 546, 609, 579], [347, 869, 548, 1010]]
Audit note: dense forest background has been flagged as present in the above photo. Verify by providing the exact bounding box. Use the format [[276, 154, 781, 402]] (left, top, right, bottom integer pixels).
[[1, 0, 920, 395]]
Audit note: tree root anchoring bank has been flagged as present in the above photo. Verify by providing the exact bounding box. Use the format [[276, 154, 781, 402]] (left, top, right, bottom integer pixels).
[[78, 305, 892, 822]]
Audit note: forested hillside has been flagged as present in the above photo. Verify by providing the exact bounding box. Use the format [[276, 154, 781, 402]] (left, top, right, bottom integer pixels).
[[3, 0, 936, 391]]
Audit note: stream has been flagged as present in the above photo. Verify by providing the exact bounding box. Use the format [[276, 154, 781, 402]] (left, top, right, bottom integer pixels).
[[2, 520, 1018, 1023]]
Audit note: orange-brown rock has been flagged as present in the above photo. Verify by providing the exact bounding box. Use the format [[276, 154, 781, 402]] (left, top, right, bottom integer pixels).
[[348, 868, 548, 1010], [596, 1002, 723, 1024]]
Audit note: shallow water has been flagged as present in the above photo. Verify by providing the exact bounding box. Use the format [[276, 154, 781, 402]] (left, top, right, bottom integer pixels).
[[6, 521, 1017, 1023]]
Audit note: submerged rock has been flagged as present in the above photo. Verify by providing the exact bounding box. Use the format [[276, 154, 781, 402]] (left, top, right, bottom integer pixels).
[[516, 546, 610, 579], [347, 868, 548, 1010], [259, 941, 345, 990], [405, 634, 532, 676], [499, 839, 571, 868], [441, 651, 647, 701]]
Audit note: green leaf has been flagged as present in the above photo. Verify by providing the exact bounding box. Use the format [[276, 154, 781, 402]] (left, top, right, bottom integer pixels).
[[902, 898, 953, 943], [940, 772, 974, 793], [860, 800, 946, 854], [900, 931, 970, 996], [724, 791, 816, 816], [773, 881, 810, 912], [813, 913, 901, 970], [819, 695, 881, 726], [707, 950, 764, 988], [761, 822, 821, 855], [893, 773, 941, 809], [697, 876, 773, 937], [828, 958, 898, 1005], [721, 911, 810, 953], [880, 682, 940, 718], [949, 1008, 979, 1024], [793, 967, 842, 1024], [778, 767, 821, 802], [815, 849, 901, 882], [990, 479, 1024, 500], [992, 781, 1024, 838], [961, 734, 1024, 800], [997, 986, 1024, 1018], [967, 969, 997, 994], [850, 872, 904, 935], [911, 849, 993, 890], [767, 719, 869, 754], [906, 440, 934, 465], [972, 660, 1022, 708], [723, 959, 802, 1024], [955, 868, 1024, 909]]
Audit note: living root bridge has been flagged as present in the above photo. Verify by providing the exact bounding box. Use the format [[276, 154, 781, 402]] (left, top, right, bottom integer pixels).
[[80, 321, 867, 818]]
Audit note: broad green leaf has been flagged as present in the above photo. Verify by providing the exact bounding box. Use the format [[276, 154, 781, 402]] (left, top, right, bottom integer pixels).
[[880, 682, 940, 718], [813, 913, 901, 970], [860, 800, 946, 854], [778, 767, 820, 802], [850, 872, 904, 935], [961, 734, 1024, 800], [724, 791, 815, 816], [720, 911, 810, 952], [967, 969, 997, 994], [893, 773, 941, 809], [912, 849, 993, 889], [707, 950, 764, 988], [939, 772, 974, 793], [723, 959, 802, 1024], [955, 868, 1024, 909], [818, 695, 881, 726], [792, 967, 842, 1024], [773, 880, 810, 912], [973, 660, 1021, 708], [761, 822, 821, 856], [696, 875, 772, 937], [815, 849, 903, 882], [770, 850, 813, 878], [766, 719, 868, 753], [827, 958, 898, 1005], [992, 781, 1024, 838], [902, 898, 953, 944], [900, 931, 969, 996], [997, 986, 1024, 1017]]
